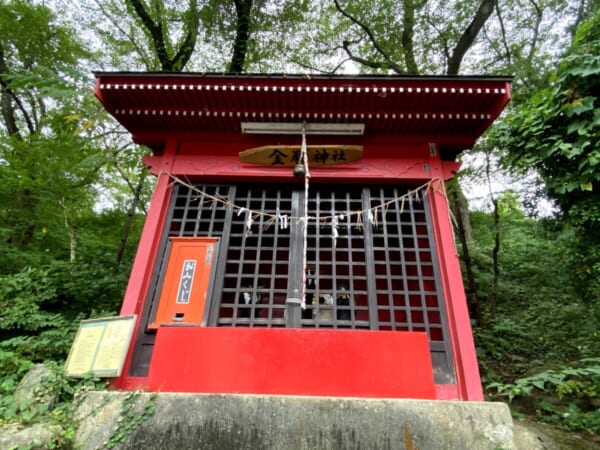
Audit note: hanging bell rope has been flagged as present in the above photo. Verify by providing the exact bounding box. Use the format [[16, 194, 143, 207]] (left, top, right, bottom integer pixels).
[[300, 122, 310, 310]]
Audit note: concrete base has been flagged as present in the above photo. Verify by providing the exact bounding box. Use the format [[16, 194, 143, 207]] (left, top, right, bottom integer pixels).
[[74, 392, 515, 450]]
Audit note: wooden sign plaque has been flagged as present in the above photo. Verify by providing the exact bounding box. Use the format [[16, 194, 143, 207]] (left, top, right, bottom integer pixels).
[[239, 145, 363, 167]]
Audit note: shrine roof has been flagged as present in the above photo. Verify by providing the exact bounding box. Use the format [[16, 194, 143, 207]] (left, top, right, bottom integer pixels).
[[94, 72, 511, 157]]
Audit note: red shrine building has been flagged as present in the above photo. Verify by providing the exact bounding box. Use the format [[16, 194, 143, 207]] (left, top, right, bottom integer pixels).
[[94, 73, 510, 401]]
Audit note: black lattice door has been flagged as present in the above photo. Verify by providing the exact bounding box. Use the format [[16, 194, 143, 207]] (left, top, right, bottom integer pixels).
[[132, 182, 456, 383]]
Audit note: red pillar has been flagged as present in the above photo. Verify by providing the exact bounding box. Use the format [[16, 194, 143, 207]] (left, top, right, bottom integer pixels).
[[112, 140, 177, 388], [428, 179, 484, 401]]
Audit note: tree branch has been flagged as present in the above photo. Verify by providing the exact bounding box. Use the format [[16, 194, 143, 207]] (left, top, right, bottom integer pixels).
[[333, 0, 406, 74], [448, 181, 483, 327], [0, 42, 35, 137], [341, 40, 404, 73], [58, 197, 77, 263], [292, 56, 353, 74], [126, 0, 170, 70], [0, 79, 36, 137], [494, 3, 511, 67], [115, 166, 148, 267], [92, 0, 155, 70], [485, 152, 500, 320], [170, 0, 201, 71], [525, 0, 543, 66], [0, 79, 22, 139], [424, 16, 451, 69], [447, 0, 497, 75]]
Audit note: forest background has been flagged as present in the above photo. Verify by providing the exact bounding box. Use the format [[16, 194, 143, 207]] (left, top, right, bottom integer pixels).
[[0, 0, 599, 444]]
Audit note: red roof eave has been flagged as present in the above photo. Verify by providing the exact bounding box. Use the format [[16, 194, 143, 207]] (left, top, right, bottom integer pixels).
[[94, 73, 511, 156]]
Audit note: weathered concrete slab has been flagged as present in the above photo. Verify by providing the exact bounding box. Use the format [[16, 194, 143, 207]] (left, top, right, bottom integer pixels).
[[75, 392, 515, 450], [513, 421, 600, 450]]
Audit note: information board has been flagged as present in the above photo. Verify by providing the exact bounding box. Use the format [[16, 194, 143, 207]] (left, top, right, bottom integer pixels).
[[64, 315, 136, 377]]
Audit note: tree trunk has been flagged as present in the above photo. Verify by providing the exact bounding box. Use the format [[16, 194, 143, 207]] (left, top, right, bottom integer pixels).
[[448, 183, 483, 327], [454, 185, 473, 242], [0, 43, 22, 139], [486, 154, 500, 319], [59, 197, 77, 262], [126, 0, 200, 72], [229, 0, 253, 73], [401, 0, 419, 74], [490, 197, 500, 319], [447, 0, 497, 75], [116, 168, 148, 267]]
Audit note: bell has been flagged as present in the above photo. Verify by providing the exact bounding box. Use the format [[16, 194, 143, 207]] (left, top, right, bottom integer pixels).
[[293, 163, 306, 177]]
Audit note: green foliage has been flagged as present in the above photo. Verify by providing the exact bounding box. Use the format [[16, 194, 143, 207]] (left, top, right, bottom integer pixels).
[[0, 1, 113, 270], [560, 230, 600, 305], [0, 0, 92, 141], [468, 194, 579, 320], [487, 360, 600, 434], [0, 258, 128, 443], [87, 0, 316, 73], [493, 10, 600, 306], [0, 260, 120, 442], [0, 5, 144, 445], [0, 350, 32, 414], [0, 260, 127, 367], [496, 10, 600, 231], [292, 0, 586, 82], [469, 193, 600, 437], [0, 0, 89, 76]]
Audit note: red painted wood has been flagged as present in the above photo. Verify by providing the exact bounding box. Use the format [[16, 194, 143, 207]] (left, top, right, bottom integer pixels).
[[171, 155, 440, 182], [134, 131, 478, 156], [427, 180, 484, 400], [147, 327, 436, 399], [109, 140, 178, 389], [143, 141, 447, 183], [175, 136, 440, 158], [113, 376, 151, 391], [434, 384, 461, 400], [119, 173, 172, 317], [94, 74, 512, 159]]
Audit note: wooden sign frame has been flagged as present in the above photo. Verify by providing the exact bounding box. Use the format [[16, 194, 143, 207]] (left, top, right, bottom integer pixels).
[[64, 315, 136, 378]]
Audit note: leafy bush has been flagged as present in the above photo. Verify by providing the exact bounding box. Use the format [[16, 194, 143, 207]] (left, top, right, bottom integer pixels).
[[468, 197, 600, 438], [487, 360, 600, 435], [0, 259, 127, 368], [0, 259, 123, 448], [469, 208, 578, 313]]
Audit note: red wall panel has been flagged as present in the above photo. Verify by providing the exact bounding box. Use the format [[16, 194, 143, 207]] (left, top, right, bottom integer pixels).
[[147, 327, 436, 399]]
